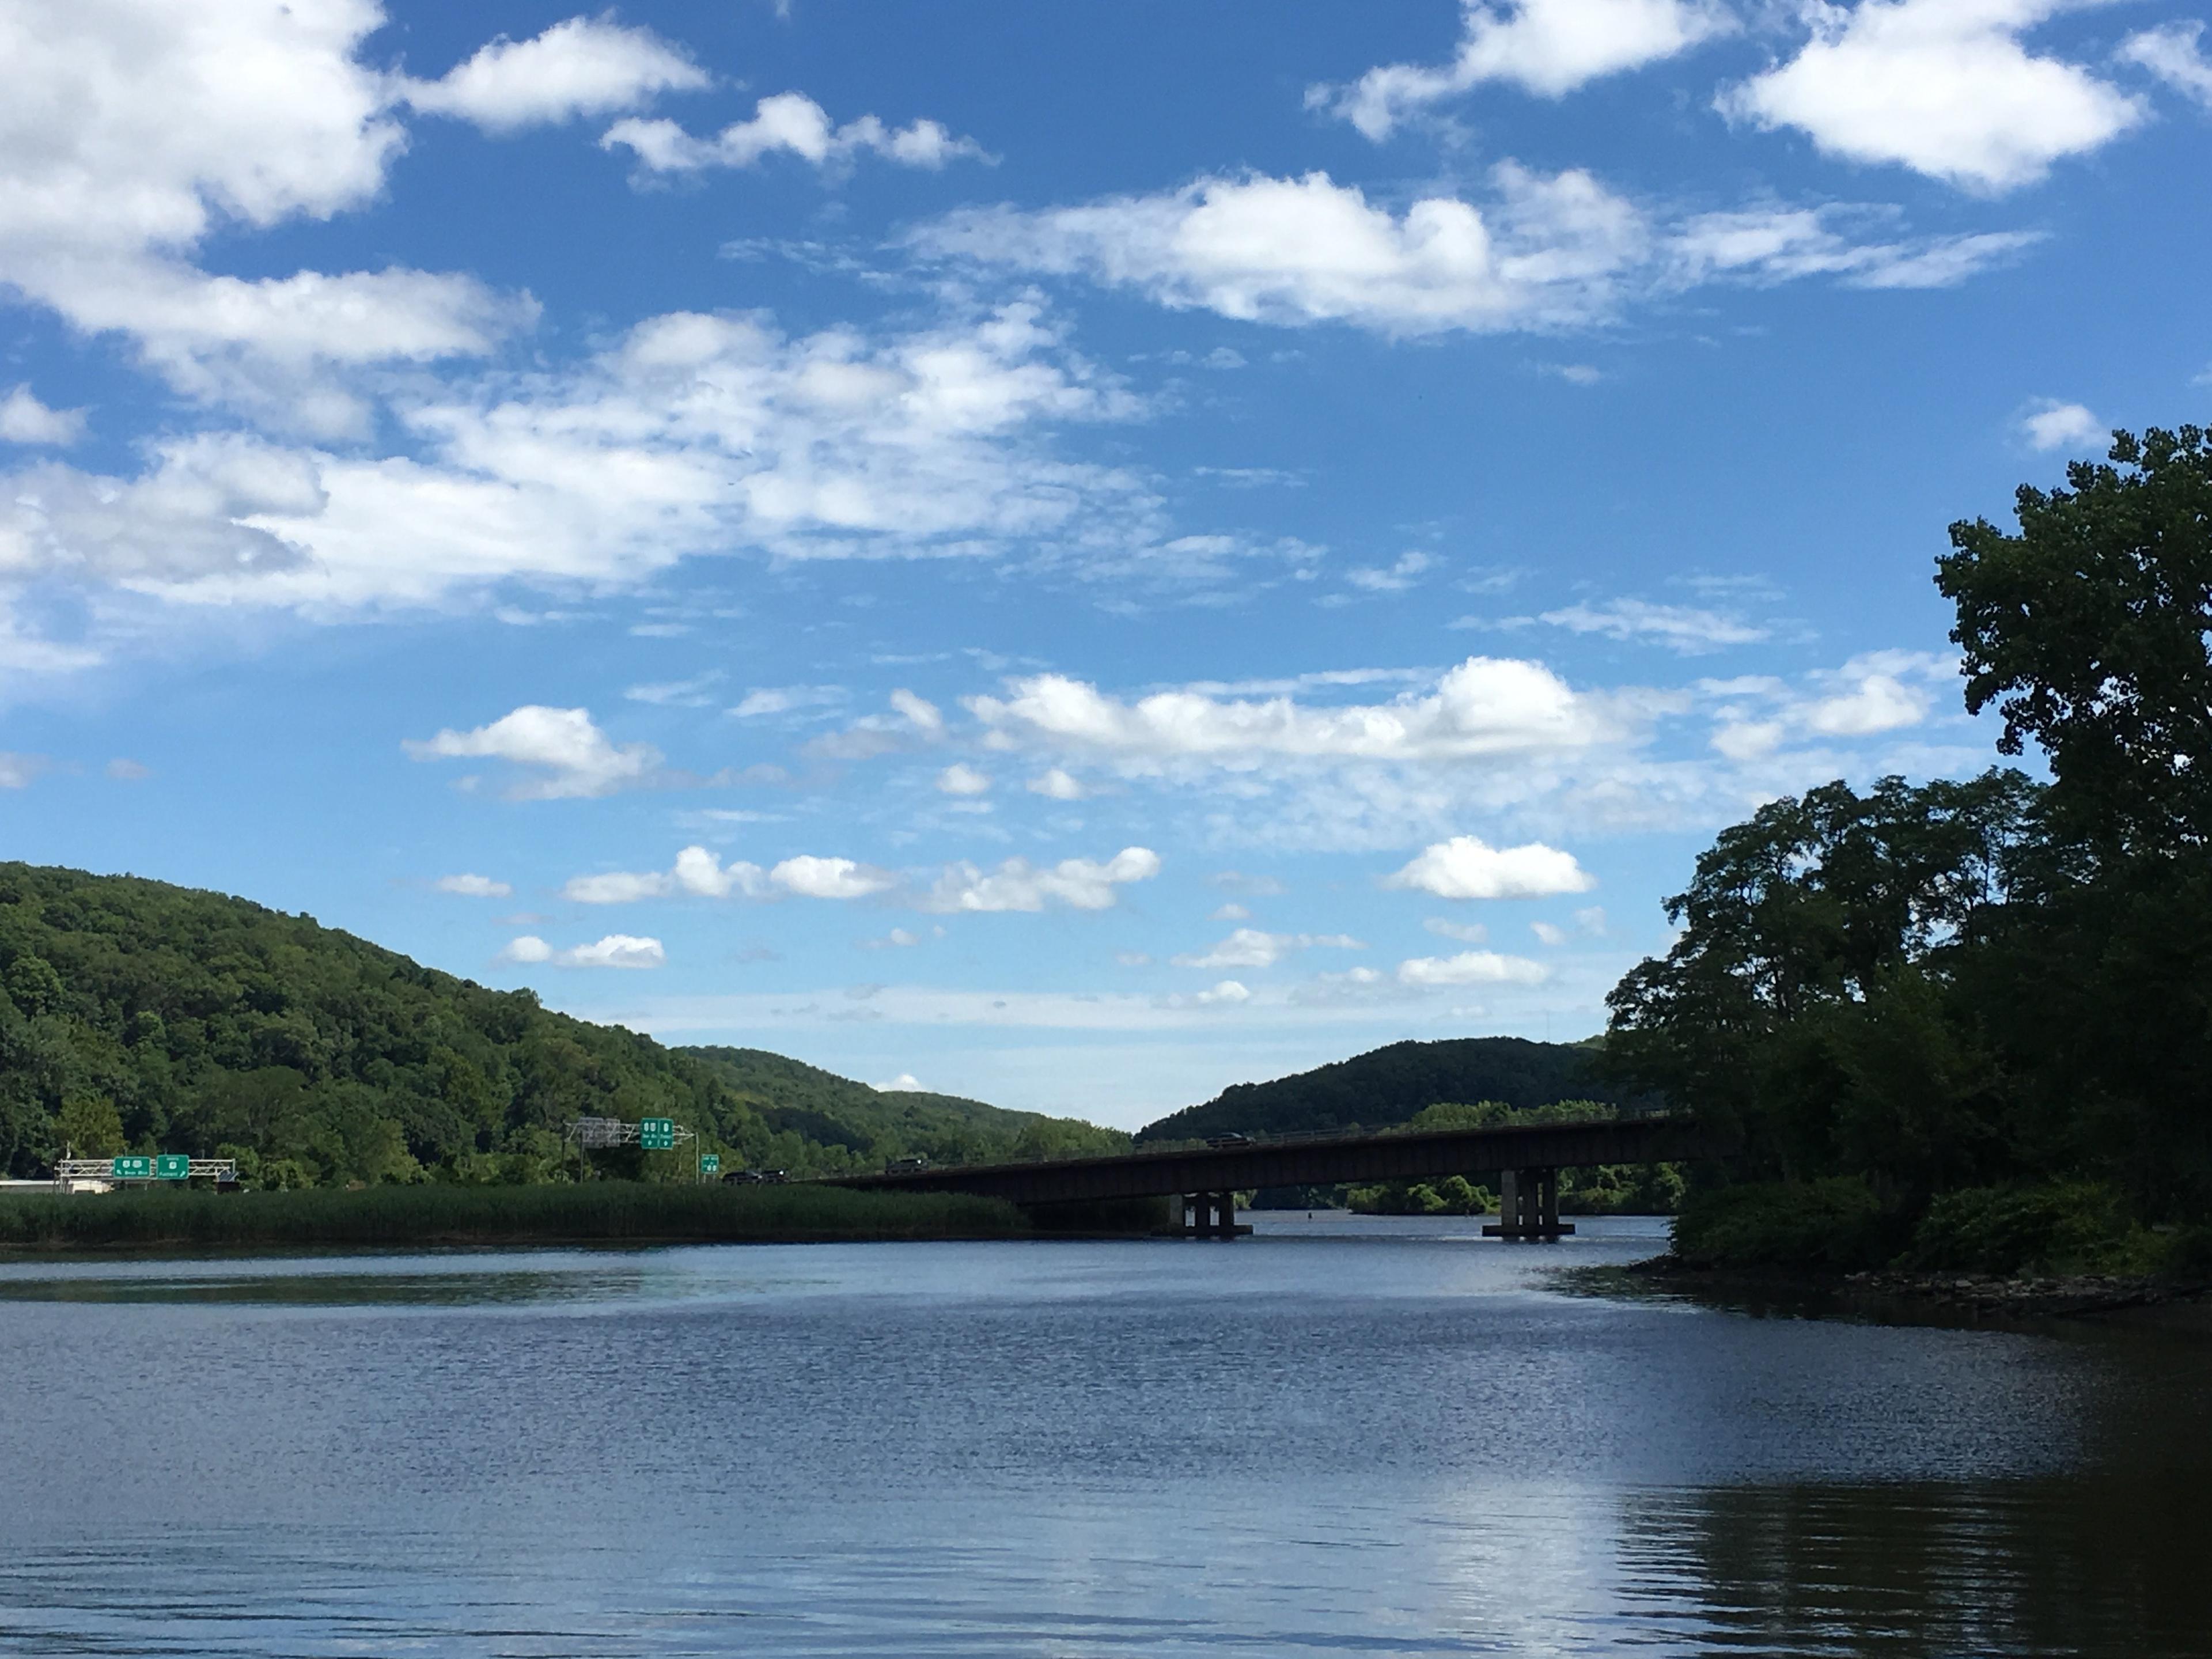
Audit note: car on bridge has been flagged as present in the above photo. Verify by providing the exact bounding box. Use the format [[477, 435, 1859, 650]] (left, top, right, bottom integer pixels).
[[1205, 1132, 1253, 1148]]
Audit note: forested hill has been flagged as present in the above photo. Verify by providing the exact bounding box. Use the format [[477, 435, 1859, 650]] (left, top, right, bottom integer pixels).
[[1135, 1036, 1626, 1143], [0, 861, 1115, 1185], [679, 1047, 1127, 1162]]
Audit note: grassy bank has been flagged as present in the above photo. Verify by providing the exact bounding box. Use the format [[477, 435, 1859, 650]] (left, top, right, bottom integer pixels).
[[0, 1181, 1028, 1251]]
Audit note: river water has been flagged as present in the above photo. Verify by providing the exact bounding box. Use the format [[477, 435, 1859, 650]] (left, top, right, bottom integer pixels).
[[0, 1214, 2205, 1656]]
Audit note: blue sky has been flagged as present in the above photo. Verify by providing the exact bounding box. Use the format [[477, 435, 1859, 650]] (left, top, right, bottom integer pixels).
[[3, 0, 2209, 1124]]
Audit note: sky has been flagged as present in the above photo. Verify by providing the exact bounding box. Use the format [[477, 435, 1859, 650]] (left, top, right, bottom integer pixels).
[[2, 0, 2209, 1126]]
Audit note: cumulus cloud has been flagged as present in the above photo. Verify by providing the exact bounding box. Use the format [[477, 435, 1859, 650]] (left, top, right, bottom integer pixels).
[[1385, 835, 1596, 899], [563, 844, 897, 903], [1396, 949, 1548, 985], [1172, 927, 1366, 968], [0, 752, 50, 789], [400, 16, 707, 132], [1345, 551, 1437, 593], [1194, 979, 1251, 1006], [0, 0, 532, 431], [936, 762, 991, 795], [969, 656, 1608, 768], [872, 1072, 925, 1092], [1706, 649, 1946, 759], [1318, 0, 1735, 135], [604, 92, 985, 174], [925, 847, 1161, 912], [922, 165, 2043, 340], [2120, 21, 2212, 106], [772, 855, 898, 900], [2020, 399, 2101, 451], [0, 387, 86, 446], [1026, 767, 1087, 800], [405, 706, 662, 799], [1425, 916, 1490, 942], [500, 932, 665, 968], [1718, 0, 2145, 192], [435, 873, 512, 897]]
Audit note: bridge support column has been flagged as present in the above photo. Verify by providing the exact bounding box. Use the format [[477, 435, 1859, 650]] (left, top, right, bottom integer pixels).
[[1483, 1167, 1574, 1241]]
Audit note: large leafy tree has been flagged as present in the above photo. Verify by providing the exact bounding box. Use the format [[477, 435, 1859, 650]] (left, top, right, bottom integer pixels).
[[1939, 425, 2212, 855]]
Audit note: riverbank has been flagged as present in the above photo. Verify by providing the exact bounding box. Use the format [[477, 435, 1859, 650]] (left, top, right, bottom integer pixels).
[[1615, 1253, 2212, 1326], [0, 1182, 1029, 1251]]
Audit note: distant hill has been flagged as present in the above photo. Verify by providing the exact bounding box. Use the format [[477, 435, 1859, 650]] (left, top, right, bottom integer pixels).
[[0, 861, 1111, 1186], [1134, 1036, 1630, 1143], [680, 1047, 1127, 1162]]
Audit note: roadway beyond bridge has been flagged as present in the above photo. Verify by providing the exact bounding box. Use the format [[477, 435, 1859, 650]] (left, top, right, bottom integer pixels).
[[825, 1115, 1732, 1241]]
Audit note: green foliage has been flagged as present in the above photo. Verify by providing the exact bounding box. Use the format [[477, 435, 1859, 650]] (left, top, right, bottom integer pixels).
[[52, 1094, 124, 1157], [1138, 1037, 1628, 1142], [1615, 430, 2212, 1272], [1670, 1179, 1899, 1271], [0, 862, 1111, 1186], [1905, 1183, 2157, 1276], [0, 1182, 1025, 1250], [1347, 1174, 1494, 1215]]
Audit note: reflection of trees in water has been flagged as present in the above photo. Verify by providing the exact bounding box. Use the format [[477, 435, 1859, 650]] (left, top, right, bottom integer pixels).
[[1619, 1479, 2207, 1657]]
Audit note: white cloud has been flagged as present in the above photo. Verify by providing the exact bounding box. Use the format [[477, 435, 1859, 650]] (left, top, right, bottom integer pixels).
[[1718, 0, 2145, 192], [921, 165, 1648, 337], [2020, 399, 2101, 451], [1536, 599, 1767, 652], [404, 706, 661, 799], [1210, 902, 1252, 922], [435, 873, 512, 897], [969, 656, 1609, 767], [1026, 767, 1088, 800], [936, 762, 992, 795], [627, 670, 725, 707], [1531, 920, 1569, 945], [731, 685, 844, 718], [1803, 672, 1926, 736], [872, 1072, 925, 1092], [1173, 927, 1366, 968], [1345, 551, 1436, 593], [1194, 979, 1251, 1006], [563, 845, 898, 903], [1425, 916, 1490, 942], [0, 1, 530, 430], [925, 847, 1161, 912], [810, 689, 952, 759], [603, 92, 984, 173], [1385, 835, 1596, 899], [772, 855, 898, 900], [0, 753, 50, 789], [499, 931, 664, 969], [0, 387, 86, 446], [2120, 21, 2212, 106], [862, 928, 921, 950], [400, 16, 707, 133], [922, 166, 2039, 340], [1319, 0, 1735, 135], [105, 758, 150, 781], [1396, 949, 1548, 985], [1574, 905, 1608, 935]]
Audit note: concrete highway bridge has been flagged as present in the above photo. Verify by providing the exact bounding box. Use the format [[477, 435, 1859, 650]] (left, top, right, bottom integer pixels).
[[826, 1114, 1730, 1241]]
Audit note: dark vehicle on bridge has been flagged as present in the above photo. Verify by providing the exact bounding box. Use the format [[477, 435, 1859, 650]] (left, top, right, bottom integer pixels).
[[1206, 1132, 1253, 1148], [886, 1155, 931, 1173]]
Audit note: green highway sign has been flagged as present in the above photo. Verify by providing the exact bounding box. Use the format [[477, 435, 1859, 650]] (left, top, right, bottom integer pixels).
[[110, 1155, 152, 1179], [639, 1116, 676, 1150], [699, 1154, 720, 1174], [154, 1154, 191, 1180]]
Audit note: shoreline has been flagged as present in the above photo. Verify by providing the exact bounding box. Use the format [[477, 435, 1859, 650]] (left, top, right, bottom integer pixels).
[[1618, 1253, 2212, 1328]]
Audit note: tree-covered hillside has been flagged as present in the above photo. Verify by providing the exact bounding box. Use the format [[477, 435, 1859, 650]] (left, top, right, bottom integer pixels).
[[0, 862, 1114, 1185], [681, 1047, 1128, 1162], [1135, 1036, 1631, 1143]]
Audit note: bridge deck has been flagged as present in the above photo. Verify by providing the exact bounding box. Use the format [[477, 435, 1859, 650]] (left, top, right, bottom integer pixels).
[[823, 1115, 1727, 1208]]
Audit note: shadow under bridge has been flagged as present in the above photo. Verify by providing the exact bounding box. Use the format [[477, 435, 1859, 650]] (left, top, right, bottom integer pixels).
[[823, 1115, 1730, 1241]]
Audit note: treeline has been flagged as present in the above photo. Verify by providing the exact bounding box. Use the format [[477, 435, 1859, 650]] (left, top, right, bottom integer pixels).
[[0, 863, 1120, 1187], [1607, 427, 2212, 1276], [1342, 1100, 1683, 1216]]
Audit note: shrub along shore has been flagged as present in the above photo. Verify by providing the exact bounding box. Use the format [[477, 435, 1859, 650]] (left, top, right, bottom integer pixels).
[[0, 1181, 1028, 1252]]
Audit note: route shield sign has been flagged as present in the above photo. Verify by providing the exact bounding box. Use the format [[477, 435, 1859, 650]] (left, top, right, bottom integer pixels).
[[639, 1117, 676, 1150], [154, 1154, 191, 1180], [110, 1155, 152, 1179], [699, 1154, 720, 1175]]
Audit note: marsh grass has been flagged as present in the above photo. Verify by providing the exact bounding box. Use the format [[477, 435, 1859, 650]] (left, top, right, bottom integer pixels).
[[0, 1181, 1027, 1251]]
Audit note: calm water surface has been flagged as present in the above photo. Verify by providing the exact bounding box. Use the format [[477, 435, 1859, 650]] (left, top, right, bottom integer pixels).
[[0, 1213, 2205, 1656]]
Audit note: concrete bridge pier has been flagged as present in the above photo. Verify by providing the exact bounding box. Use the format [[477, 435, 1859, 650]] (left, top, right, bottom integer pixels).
[[1483, 1167, 1574, 1241], [1172, 1191, 1249, 1237]]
